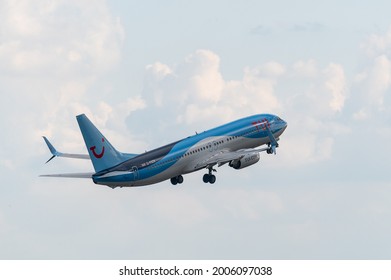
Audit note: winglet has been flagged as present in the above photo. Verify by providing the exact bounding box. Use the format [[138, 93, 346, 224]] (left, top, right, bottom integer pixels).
[[43, 136, 61, 163]]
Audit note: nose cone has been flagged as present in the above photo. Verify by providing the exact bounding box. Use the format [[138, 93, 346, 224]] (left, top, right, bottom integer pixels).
[[280, 119, 288, 133]]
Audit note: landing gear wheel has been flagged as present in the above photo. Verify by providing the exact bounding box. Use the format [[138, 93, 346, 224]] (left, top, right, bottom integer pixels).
[[203, 166, 217, 184], [202, 174, 216, 184], [170, 177, 178, 185], [171, 175, 184, 185]]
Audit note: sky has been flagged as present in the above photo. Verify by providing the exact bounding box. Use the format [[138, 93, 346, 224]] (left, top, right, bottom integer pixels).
[[1, 0, 391, 259]]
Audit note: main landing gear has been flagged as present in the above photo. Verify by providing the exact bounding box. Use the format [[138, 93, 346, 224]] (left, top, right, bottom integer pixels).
[[203, 167, 216, 184], [170, 175, 184, 185]]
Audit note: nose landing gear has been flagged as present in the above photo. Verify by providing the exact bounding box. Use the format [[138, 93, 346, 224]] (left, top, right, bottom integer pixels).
[[266, 142, 278, 154]]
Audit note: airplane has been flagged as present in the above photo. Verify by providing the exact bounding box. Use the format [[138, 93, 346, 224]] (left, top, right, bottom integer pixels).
[[41, 113, 287, 188]]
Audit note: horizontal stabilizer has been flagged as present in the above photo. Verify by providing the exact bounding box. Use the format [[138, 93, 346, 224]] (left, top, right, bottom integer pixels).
[[40, 172, 93, 178], [43, 136, 90, 163]]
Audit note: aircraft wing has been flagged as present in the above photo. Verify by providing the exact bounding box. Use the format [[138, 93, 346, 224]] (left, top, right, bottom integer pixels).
[[43, 136, 90, 163], [39, 172, 93, 178], [194, 124, 281, 170], [194, 146, 270, 170]]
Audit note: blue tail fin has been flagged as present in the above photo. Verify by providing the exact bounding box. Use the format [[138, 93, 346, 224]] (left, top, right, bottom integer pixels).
[[76, 114, 128, 172]]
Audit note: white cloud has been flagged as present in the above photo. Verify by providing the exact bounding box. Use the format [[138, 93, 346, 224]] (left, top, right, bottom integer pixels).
[[0, 0, 124, 75], [180, 103, 235, 125], [1, 0, 45, 37], [368, 55, 391, 107], [280, 130, 334, 166], [142, 51, 283, 129], [184, 49, 224, 103], [143, 50, 226, 108], [323, 63, 347, 112], [257, 61, 286, 77], [239, 65, 282, 111], [139, 51, 353, 165], [276, 61, 350, 164], [0, 40, 349, 168], [144, 62, 174, 107], [0, 0, 126, 171], [361, 27, 391, 58], [289, 62, 347, 116], [355, 27, 391, 115]]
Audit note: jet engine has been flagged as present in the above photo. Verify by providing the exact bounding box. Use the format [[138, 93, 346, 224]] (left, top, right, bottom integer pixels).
[[229, 152, 260, 169]]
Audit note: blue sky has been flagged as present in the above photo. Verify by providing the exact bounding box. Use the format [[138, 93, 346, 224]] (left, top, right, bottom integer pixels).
[[1, 0, 391, 259]]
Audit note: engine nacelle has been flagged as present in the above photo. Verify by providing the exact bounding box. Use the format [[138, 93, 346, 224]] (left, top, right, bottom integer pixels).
[[229, 152, 260, 169]]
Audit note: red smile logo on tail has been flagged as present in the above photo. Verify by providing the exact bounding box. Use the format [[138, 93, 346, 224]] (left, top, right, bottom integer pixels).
[[90, 138, 105, 159]]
